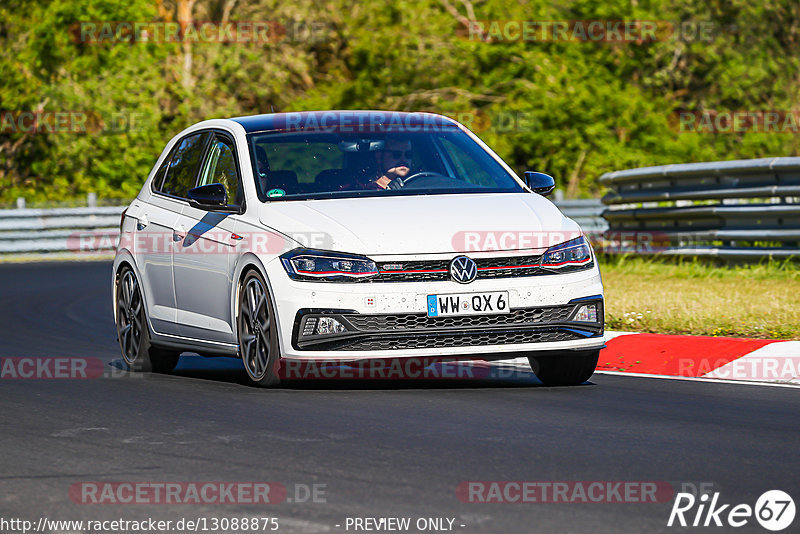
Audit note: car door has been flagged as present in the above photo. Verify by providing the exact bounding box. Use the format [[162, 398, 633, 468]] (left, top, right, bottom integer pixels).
[[134, 131, 211, 335], [173, 131, 244, 344]]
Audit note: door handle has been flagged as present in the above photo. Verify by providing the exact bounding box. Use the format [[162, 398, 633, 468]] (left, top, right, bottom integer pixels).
[[136, 215, 149, 231]]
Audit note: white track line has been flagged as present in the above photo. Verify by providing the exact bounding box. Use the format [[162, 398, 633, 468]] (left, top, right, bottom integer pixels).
[[603, 330, 640, 341], [593, 370, 800, 389]]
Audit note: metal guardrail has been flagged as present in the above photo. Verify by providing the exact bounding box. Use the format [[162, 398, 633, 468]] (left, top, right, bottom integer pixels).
[[599, 157, 800, 258], [0, 201, 607, 256], [0, 206, 123, 254]]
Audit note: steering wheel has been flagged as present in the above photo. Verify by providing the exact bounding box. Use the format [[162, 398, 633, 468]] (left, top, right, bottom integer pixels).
[[394, 171, 450, 188]]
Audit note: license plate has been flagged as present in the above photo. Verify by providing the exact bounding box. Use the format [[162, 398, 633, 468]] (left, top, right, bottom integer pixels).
[[426, 291, 509, 317]]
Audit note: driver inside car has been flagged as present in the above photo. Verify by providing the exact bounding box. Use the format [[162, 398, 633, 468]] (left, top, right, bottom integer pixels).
[[372, 139, 413, 190]]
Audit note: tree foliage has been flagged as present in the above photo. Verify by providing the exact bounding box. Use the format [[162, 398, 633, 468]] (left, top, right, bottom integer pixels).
[[1, 0, 799, 203]]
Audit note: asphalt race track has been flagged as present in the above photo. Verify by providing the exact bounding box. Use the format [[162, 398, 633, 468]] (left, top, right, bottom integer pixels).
[[0, 261, 798, 533]]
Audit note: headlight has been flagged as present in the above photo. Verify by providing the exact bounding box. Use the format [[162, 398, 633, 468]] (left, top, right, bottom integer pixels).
[[540, 236, 594, 271], [280, 248, 379, 281]]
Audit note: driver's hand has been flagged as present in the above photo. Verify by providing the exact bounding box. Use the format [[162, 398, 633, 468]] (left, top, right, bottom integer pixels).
[[386, 177, 405, 190], [375, 166, 410, 190], [386, 166, 410, 178]]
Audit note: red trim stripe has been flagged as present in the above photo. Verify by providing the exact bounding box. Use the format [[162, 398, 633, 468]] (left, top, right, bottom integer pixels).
[[379, 269, 448, 274], [296, 270, 377, 276], [477, 264, 539, 271], [540, 258, 592, 268]]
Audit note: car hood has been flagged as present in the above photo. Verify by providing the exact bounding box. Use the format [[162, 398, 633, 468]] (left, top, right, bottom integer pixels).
[[258, 193, 582, 256]]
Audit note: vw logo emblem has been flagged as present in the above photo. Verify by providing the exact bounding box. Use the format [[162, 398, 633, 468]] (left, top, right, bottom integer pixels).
[[450, 256, 478, 284]]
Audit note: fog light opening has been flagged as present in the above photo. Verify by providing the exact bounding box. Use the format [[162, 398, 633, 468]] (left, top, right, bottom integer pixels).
[[573, 304, 598, 322], [315, 316, 348, 335]]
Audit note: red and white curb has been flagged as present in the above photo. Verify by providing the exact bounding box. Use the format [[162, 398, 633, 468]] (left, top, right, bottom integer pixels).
[[497, 331, 800, 387], [598, 331, 800, 386]]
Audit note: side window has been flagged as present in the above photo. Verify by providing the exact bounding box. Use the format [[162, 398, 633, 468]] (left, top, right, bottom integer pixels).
[[160, 132, 211, 198], [151, 152, 172, 192], [197, 135, 241, 206]]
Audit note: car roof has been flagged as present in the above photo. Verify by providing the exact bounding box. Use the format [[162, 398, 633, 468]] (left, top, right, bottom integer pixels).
[[228, 110, 460, 134]]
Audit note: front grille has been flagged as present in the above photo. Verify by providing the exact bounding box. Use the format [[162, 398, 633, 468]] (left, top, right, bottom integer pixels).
[[375, 259, 450, 282], [375, 255, 544, 282], [477, 255, 542, 268], [341, 329, 581, 351], [344, 305, 575, 331]]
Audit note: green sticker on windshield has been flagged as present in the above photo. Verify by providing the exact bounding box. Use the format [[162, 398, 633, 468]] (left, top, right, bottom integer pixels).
[[267, 188, 285, 198]]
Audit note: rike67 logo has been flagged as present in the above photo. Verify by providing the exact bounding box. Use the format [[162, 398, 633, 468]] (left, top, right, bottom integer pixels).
[[668, 490, 795, 531]]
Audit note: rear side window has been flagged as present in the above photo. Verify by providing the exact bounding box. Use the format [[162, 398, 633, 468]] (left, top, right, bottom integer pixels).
[[151, 153, 171, 191], [160, 132, 211, 198]]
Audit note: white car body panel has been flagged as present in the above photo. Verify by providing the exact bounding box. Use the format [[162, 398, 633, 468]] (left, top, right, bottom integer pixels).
[[257, 193, 580, 256]]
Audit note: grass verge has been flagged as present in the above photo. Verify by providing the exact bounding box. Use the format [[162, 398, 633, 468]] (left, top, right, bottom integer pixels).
[[599, 255, 800, 340]]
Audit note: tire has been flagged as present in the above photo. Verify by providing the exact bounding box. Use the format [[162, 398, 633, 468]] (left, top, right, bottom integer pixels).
[[528, 351, 599, 386], [115, 266, 180, 373], [237, 270, 281, 387]]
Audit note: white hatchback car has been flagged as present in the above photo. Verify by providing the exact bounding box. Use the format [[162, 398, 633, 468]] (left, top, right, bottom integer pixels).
[[113, 111, 604, 386]]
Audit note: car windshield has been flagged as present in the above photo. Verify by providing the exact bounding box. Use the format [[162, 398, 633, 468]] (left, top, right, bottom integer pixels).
[[248, 128, 524, 200]]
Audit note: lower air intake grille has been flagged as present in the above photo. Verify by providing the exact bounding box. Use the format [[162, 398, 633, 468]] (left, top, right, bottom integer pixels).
[[341, 329, 582, 351], [345, 306, 575, 331]]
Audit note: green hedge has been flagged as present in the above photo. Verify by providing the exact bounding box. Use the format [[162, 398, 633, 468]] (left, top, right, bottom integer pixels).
[[2, 0, 799, 203]]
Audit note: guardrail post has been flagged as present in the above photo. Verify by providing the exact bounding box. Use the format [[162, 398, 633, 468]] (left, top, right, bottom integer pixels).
[[87, 192, 97, 208], [16, 198, 25, 210]]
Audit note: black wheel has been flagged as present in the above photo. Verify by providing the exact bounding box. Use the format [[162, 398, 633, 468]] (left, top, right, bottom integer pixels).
[[115, 266, 180, 373], [528, 351, 599, 386], [238, 270, 281, 387]]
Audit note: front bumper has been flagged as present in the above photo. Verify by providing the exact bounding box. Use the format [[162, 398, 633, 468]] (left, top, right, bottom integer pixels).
[[265, 257, 604, 360]]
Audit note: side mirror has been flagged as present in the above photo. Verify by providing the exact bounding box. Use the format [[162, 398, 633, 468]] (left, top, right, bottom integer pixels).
[[523, 171, 556, 196], [187, 183, 231, 210]]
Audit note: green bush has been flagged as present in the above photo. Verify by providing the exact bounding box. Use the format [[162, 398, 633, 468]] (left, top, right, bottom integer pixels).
[[2, 0, 799, 203]]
